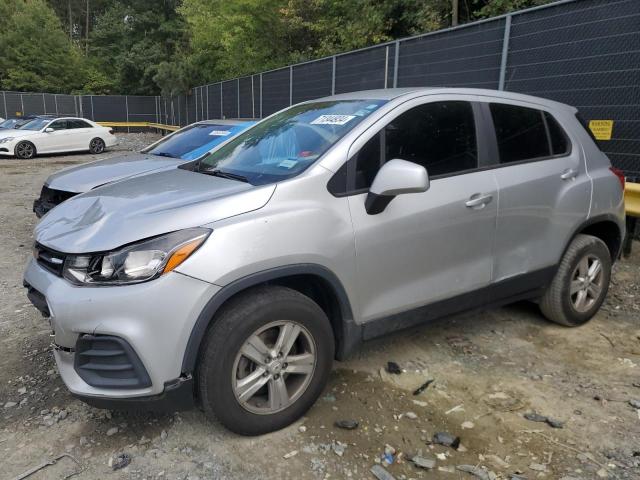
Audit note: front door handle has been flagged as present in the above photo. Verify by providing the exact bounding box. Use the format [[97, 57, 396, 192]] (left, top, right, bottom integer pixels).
[[465, 193, 493, 209], [561, 168, 578, 180]]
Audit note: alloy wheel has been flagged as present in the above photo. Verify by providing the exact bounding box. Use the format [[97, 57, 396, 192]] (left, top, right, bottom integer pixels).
[[232, 320, 316, 415], [569, 254, 604, 313], [16, 142, 34, 159]]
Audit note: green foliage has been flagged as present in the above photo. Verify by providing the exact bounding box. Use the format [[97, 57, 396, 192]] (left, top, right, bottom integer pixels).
[[0, 0, 87, 93], [2, 0, 557, 96]]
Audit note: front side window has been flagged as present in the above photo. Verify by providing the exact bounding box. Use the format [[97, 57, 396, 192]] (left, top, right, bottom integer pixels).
[[196, 99, 387, 185], [48, 120, 68, 131], [352, 101, 478, 190], [490, 103, 570, 164]]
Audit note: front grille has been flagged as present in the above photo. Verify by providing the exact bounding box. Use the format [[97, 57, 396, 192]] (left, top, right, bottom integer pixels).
[[34, 243, 66, 277], [75, 335, 152, 389], [39, 185, 78, 205]]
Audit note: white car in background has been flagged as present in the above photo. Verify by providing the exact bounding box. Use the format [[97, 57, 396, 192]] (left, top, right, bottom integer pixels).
[[0, 116, 117, 159]]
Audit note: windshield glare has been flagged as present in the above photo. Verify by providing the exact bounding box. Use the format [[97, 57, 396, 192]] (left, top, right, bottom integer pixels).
[[0, 119, 20, 129], [145, 123, 244, 159], [198, 99, 387, 185], [20, 118, 52, 131]]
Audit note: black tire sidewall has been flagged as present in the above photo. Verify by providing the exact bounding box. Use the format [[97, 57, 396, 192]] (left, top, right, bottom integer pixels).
[[559, 239, 611, 326], [15, 141, 36, 159], [198, 287, 334, 435]]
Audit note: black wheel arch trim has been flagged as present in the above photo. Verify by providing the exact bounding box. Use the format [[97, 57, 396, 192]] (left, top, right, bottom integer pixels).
[[181, 264, 360, 374], [562, 213, 625, 262]]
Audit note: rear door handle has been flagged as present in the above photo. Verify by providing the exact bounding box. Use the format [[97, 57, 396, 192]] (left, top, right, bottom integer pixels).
[[561, 168, 578, 180], [465, 193, 493, 209]]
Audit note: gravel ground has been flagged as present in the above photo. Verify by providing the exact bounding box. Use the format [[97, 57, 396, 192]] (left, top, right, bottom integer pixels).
[[1, 134, 639, 480]]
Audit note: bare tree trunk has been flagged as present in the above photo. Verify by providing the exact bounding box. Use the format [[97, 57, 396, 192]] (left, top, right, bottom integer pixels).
[[452, 0, 459, 26], [85, 0, 89, 55]]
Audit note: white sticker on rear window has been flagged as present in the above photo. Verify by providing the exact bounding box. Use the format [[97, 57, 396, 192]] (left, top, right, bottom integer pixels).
[[279, 159, 297, 169], [209, 130, 231, 136], [311, 115, 356, 125]]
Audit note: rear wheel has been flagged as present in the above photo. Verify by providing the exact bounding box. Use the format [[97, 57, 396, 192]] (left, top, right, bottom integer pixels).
[[197, 286, 334, 435], [540, 234, 611, 326], [15, 141, 36, 159], [89, 137, 106, 154]]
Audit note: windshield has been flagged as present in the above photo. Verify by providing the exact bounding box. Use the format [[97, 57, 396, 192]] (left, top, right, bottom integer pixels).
[[145, 122, 253, 160], [0, 119, 21, 129], [197, 99, 387, 185], [20, 118, 52, 131]]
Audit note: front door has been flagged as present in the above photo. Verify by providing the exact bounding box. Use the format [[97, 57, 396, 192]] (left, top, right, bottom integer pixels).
[[345, 99, 498, 323]]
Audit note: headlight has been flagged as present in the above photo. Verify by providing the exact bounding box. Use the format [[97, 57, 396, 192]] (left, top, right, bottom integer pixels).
[[0, 137, 15, 143], [62, 228, 210, 286]]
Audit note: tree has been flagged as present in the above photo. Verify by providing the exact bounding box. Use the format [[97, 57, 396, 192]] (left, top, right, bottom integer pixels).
[[0, 0, 87, 93]]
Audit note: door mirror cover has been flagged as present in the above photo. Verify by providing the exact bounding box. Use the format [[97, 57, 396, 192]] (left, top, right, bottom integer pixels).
[[44, 127, 54, 133], [365, 159, 429, 215]]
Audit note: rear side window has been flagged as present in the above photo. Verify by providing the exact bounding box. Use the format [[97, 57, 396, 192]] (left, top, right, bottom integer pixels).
[[352, 101, 478, 190], [490, 104, 570, 164], [544, 112, 569, 155], [69, 119, 92, 129]]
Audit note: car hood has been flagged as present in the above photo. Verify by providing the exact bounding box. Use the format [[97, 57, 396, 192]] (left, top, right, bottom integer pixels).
[[46, 153, 185, 193], [0, 129, 36, 139], [35, 168, 276, 253]]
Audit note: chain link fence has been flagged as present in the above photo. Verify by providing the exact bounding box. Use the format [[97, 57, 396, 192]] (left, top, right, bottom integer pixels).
[[2, 0, 638, 176]]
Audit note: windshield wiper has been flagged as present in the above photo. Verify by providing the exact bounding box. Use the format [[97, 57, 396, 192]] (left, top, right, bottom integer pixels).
[[152, 151, 178, 158], [202, 169, 250, 183]]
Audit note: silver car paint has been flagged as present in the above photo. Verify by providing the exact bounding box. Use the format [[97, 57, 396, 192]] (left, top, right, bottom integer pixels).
[[35, 168, 275, 253], [26, 87, 625, 401], [46, 152, 185, 193]]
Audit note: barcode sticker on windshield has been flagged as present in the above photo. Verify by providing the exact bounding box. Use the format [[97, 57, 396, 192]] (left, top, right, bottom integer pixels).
[[311, 115, 356, 125], [209, 130, 231, 136]]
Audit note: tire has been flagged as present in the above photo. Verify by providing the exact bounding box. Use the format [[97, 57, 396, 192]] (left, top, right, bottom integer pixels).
[[14, 141, 36, 159], [197, 285, 334, 435], [539, 234, 611, 326], [89, 137, 106, 154]]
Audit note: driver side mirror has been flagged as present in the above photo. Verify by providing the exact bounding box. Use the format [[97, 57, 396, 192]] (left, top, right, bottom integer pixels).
[[44, 127, 54, 133], [365, 159, 429, 215]]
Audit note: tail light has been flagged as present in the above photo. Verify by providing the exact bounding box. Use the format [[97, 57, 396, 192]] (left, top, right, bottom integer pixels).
[[609, 167, 625, 189]]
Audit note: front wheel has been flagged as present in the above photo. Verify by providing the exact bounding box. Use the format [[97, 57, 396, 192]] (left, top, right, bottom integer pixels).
[[197, 286, 334, 435], [539, 234, 611, 326], [15, 141, 36, 159], [89, 137, 106, 154]]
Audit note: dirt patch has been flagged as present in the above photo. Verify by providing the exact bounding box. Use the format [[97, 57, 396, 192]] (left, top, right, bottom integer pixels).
[[1, 138, 639, 479]]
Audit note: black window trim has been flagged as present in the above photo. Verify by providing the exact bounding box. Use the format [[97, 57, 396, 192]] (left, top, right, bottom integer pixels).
[[477, 101, 573, 171], [328, 100, 488, 197]]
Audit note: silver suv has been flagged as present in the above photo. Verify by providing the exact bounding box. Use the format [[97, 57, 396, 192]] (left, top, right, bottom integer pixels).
[[24, 88, 625, 435]]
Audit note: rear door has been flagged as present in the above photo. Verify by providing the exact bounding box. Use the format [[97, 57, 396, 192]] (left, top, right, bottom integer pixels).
[[479, 100, 591, 284], [343, 96, 498, 323], [68, 119, 94, 150]]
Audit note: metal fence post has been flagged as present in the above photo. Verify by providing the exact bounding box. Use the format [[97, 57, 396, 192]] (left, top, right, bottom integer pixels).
[[393, 40, 400, 88], [498, 14, 512, 91], [91, 96, 95, 120], [20, 94, 24, 115], [2, 91, 7, 118], [237, 78, 240, 118], [384, 46, 389, 89], [251, 76, 255, 119], [259, 74, 263, 118], [54, 94, 59, 115], [331, 56, 336, 95], [42, 93, 46, 114], [220, 83, 223, 119], [125, 95, 130, 133], [206, 86, 210, 120], [289, 66, 293, 106]]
